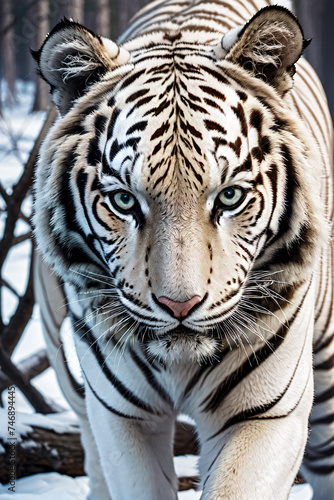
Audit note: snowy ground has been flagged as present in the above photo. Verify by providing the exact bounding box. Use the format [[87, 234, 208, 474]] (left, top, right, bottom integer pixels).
[[0, 81, 314, 499]]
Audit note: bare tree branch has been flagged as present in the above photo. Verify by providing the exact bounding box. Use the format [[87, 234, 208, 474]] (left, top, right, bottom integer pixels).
[[19, 211, 31, 226], [0, 345, 57, 414], [0, 277, 20, 297], [0, 106, 57, 271], [0, 348, 50, 394], [1, 245, 35, 356], [12, 231, 32, 246], [0, 182, 10, 206]]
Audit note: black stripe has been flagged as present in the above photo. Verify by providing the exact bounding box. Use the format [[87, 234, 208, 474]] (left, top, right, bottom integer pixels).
[[266, 145, 296, 248], [129, 347, 172, 404], [204, 119, 227, 135], [199, 85, 226, 102], [84, 372, 143, 420], [126, 95, 155, 117], [209, 367, 311, 441], [56, 158, 104, 267], [78, 322, 160, 415], [125, 88, 150, 103], [183, 365, 210, 398], [92, 194, 113, 231], [126, 120, 148, 135], [183, 345, 230, 397], [76, 169, 108, 264], [121, 69, 146, 91], [151, 121, 170, 140], [153, 168, 170, 189], [232, 102, 248, 137], [313, 332, 334, 355], [201, 285, 309, 413], [200, 66, 230, 85], [305, 442, 334, 459], [94, 113, 108, 134]]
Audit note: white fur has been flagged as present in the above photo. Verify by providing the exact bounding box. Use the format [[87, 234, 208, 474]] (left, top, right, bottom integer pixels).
[[33, 1, 334, 500]]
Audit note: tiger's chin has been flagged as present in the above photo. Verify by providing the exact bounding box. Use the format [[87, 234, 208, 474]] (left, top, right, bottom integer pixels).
[[143, 327, 225, 364]]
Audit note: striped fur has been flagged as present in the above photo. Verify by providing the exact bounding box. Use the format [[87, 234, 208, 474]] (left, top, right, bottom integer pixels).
[[33, 1, 333, 499]]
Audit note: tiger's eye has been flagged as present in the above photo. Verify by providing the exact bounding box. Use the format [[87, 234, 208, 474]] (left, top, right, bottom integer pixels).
[[113, 192, 136, 211], [219, 187, 244, 208]]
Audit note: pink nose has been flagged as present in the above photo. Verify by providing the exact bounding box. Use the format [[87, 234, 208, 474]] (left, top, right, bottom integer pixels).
[[158, 296, 202, 319]]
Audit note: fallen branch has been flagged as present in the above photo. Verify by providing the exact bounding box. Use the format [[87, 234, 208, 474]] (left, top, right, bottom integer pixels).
[[0, 425, 84, 484], [0, 416, 305, 488], [174, 420, 199, 456], [0, 419, 199, 486]]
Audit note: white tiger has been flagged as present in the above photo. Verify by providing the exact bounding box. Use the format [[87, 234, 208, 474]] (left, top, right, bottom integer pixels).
[[33, 0, 334, 499]]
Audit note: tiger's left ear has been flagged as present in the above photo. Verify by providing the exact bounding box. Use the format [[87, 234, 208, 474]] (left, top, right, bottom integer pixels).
[[32, 20, 130, 115], [223, 6, 309, 96]]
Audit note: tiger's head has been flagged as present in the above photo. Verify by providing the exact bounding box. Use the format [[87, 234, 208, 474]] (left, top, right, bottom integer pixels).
[[33, 7, 327, 362]]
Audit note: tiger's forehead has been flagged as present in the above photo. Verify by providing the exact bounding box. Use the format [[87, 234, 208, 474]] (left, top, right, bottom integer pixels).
[[103, 54, 265, 200]]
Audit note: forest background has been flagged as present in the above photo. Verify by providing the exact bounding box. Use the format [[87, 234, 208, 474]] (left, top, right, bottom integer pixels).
[[0, 0, 332, 494]]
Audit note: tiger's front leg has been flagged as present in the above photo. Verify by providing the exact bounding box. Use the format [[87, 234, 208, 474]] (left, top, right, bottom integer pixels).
[[194, 288, 315, 500], [199, 402, 313, 500], [85, 383, 178, 500]]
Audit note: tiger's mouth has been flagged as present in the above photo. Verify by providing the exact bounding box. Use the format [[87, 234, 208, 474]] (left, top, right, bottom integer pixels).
[[138, 324, 227, 363], [139, 324, 223, 341]]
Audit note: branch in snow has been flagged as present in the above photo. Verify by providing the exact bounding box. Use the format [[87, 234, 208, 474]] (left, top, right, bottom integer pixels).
[[0, 415, 199, 488], [0, 413, 83, 484], [0, 345, 57, 414], [0, 348, 50, 394]]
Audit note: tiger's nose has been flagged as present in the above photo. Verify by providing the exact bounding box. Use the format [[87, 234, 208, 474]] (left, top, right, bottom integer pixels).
[[158, 295, 202, 319]]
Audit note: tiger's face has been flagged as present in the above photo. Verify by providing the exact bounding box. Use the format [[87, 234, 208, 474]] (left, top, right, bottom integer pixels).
[[34, 10, 323, 361], [98, 58, 280, 344]]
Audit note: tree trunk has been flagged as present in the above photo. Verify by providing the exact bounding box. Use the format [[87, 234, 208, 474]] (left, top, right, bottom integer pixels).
[[295, 0, 334, 118], [96, 0, 111, 37], [118, 0, 149, 36], [0, 425, 84, 484], [32, 0, 50, 112], [63, 0, 84, 24], [0, 0, 16, 102]]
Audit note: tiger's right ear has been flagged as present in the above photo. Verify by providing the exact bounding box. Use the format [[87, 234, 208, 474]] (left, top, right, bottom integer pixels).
[[32, 20, 130, 115]]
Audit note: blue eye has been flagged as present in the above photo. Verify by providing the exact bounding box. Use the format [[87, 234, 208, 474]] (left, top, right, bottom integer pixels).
[[219, 186, 244, 208], [113, 192, 136, 211]]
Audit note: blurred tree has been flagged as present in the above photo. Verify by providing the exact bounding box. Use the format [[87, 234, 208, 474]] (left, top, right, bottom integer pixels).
[[118, 0, 149, 35], [0, 0, 16, 102], [96, 0, 111, 37], [295, 0, 334, 119], [32, 0, 50, 111], [63, 0, 84, 23]]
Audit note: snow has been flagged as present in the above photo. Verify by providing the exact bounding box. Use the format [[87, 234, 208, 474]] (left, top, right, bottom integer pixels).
[[0, 409, 80, 443], [0, 473, 90, 499], [0, 80, 314, 499]]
